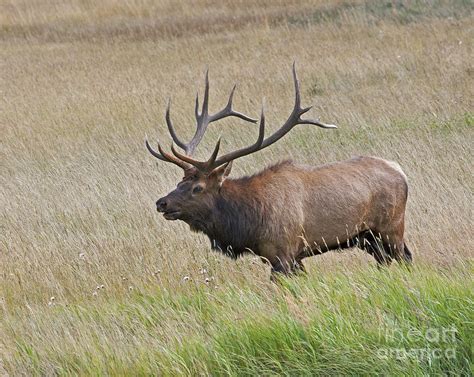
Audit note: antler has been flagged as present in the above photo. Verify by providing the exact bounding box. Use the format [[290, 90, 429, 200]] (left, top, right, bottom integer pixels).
[[165, 70, 258, 155], [166, 63, 337, 172], [258, 62, 337, 149], [146, 70, 258, 167], [145, 139, 190, 170], [170, 108, 266, 171]]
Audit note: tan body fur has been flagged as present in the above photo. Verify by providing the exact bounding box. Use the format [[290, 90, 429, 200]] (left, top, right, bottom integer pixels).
[[216, 156, 410, 274]]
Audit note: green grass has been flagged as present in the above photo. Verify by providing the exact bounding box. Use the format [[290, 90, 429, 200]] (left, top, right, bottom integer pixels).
[[4, 264, 473, 375]]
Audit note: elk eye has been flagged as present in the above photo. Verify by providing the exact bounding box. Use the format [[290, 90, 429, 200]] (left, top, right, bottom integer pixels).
[[193, 185, 203, 194]]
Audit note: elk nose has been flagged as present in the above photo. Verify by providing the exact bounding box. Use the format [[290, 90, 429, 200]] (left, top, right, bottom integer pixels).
[[156, 198, 167, 212]]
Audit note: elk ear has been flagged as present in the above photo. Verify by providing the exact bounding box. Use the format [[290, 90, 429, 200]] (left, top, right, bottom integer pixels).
[[211, 161, 233, 186]]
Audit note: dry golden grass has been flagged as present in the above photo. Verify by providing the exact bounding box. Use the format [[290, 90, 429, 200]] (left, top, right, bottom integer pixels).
[[1, 0, 473, 374]]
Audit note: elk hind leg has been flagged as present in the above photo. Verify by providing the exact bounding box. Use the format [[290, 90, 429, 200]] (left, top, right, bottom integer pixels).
[[393, 241, 412, 269], [358, 230, 393, 266], [379, 231, 412, 267], [293, 259, 307, 274], [270, 257, 292, 282], [402, 243, 413, 264]]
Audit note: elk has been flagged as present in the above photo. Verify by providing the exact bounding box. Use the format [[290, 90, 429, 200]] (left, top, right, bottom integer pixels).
[[146, 64, 412, 278]]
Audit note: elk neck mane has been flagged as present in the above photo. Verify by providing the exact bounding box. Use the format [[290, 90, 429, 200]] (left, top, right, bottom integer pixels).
[[188, 160, 295, 258]]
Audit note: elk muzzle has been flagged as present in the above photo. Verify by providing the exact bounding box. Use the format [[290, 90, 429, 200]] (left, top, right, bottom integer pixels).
[[156, 196, 181, 220]]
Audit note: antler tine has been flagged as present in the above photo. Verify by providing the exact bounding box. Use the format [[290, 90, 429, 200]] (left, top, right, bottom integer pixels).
[[258, 62, 337, 150], [292, 61, 302, 112], [208, 84, 258, 124], [171, 138, 222, 172], [184, 70, 258, 156], [145, 139, 190, 170], [202, 68, 210, 117], [194, 92, 200, 122], [212, 103, 266, 168], [165, 99, 187, 151]]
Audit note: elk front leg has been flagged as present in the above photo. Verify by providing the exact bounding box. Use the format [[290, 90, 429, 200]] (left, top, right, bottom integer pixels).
[[294, 259, 307, 274], [270, 261, 290, 282], [260, 242, 302, 281], [270, 259, 307, 282], [270, 258, 291, 274]]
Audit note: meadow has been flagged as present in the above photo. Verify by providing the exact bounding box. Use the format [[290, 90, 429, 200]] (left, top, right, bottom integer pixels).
[[1, 0, 473, 375]]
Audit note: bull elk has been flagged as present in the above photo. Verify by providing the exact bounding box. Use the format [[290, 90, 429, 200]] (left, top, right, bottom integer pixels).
[[146, 64, 412, 279]]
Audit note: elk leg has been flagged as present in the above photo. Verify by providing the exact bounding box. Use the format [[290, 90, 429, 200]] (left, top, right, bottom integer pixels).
[[379, 231, 413, 267], [270, 255, 299, 281], [392, 241, 413, 268], [270, 264, 288, 282], [270, 259, 306, 282], [294, 259, 307, 274], [359, 230, 393, 266], [270, 259, 291, 275], [402, 243, 413, 263]]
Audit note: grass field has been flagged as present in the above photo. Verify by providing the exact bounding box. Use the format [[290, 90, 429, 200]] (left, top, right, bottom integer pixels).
[[1, 0, 473, 375]]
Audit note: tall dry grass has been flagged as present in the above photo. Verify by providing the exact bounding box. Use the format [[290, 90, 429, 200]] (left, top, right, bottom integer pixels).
[[1, 0, 473, 374]]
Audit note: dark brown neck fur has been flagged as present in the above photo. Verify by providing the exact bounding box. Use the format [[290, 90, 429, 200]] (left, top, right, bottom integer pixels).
[[186, 161, 294, 257]]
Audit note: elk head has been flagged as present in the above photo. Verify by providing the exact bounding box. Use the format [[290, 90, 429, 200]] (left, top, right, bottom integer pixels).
[[146, 63, 336, 223]]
